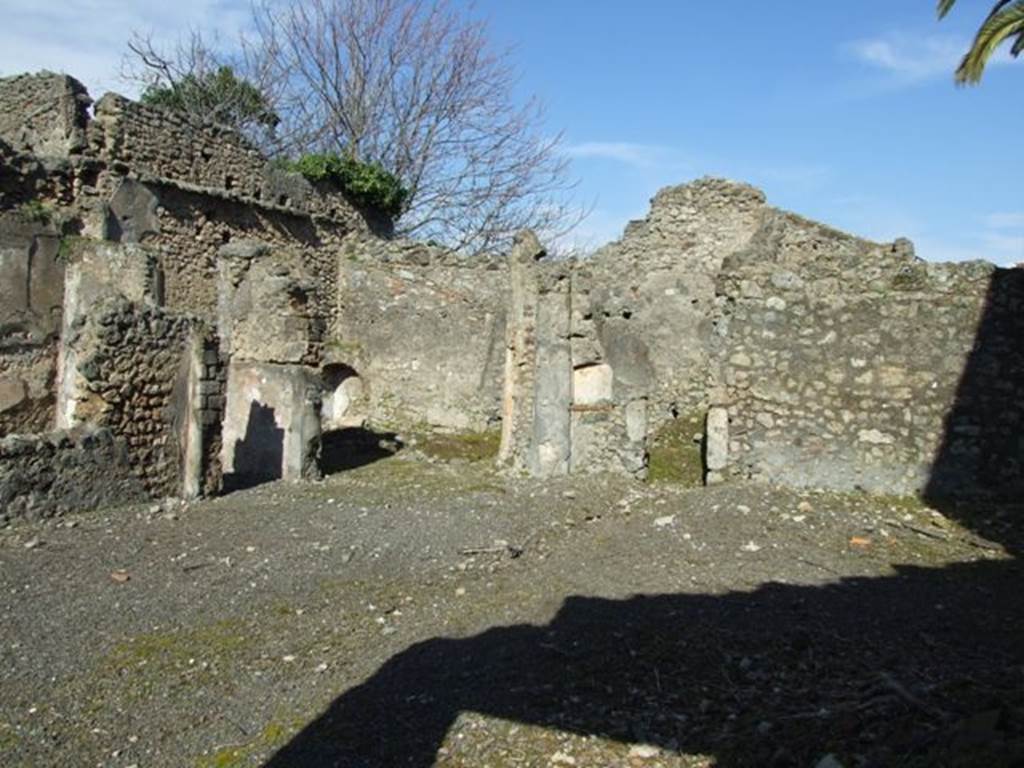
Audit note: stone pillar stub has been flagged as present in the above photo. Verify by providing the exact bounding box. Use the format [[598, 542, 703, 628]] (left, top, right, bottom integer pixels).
[[498, 229, 545, 468], [705, 405, 729, 485], [528, 280, 572, 477]]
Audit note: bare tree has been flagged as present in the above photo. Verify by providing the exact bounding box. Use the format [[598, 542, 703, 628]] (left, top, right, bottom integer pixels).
[[124, 0, 583, 254], [122, 32, 279, 142]]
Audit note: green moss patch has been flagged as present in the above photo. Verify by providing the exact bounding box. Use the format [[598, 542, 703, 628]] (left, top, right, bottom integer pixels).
[[417, 428, 502, 463], [647, 411, 705, 486], [105, 619, 250, 675], [195, 715, 303, 768], [16, 200, 54, 225]]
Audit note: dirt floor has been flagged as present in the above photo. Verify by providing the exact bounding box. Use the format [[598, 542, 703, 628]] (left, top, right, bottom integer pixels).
[[1, 450, 1022, 768]]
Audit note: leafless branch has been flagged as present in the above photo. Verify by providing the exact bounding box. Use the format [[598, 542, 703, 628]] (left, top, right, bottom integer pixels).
[[123, 0, 585, 254]]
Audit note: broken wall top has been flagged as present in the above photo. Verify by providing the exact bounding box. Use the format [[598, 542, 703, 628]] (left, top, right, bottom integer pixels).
[[0, 72, 91, 159], [0, 71, 386, 233]]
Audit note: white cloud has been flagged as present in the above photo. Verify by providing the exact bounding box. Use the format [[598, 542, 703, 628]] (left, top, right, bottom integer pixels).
[[565, 141, 684, 171], [0, 1, 251, 97], [846, 34, 963, 81], [985, 212, 1024, 229], [845, 32, 1020, 83]]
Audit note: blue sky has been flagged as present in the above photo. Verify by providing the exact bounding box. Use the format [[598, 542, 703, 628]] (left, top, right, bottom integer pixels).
[[1, 1, 1020, 264]]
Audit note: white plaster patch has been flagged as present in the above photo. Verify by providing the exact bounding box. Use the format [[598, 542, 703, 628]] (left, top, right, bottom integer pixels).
[[573, 363, 613, 405]]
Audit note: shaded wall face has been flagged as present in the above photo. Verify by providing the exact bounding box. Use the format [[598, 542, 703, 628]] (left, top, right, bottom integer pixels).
[[0, 73, 89, 157], [0, 214, 64, 435], [925, 268, 1024, 502], [0, 427, 146, 524]]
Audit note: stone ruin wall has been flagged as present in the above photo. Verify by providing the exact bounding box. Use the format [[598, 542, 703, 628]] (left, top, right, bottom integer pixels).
[[70, 297, 209, 498], [1, 69, 1021, 520], [0, 71, 90, 158], [582, 179, 767, 430], [50, 237, 216, 500], [0, 72, 383, 328], [333, 236, 509, 433], [0, 427, 146, 524], [495, 176, 1023, 498], [0, 72, 380, 515], [712, 213, 1024, 498], [498, 232, 649, 479], [86, 91, 379, 323]]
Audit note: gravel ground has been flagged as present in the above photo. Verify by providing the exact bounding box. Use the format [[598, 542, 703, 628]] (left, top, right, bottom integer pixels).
[[1, 453, 1022, 768]]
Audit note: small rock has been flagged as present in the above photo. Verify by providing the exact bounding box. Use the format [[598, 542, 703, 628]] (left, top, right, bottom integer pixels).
[[741, 541, 762, 552], [562, 490, 576, 499], [314, 662, 329, 673], [653, 515, 675, 528], [455, 587, 466, 597], [815, 755, 845, 768], [550, 753, 576, 766], [23, 538, 42, 550], [282, 655, 296, 663], [627, 743, 660, 758], [797, 501, 814, 514]]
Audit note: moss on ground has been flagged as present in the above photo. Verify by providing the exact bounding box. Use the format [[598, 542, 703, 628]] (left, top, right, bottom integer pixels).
[[0, 723, 19, 752], [416, 428, 502, 463], [647, 411, 705, 486], [105, 619, 250, 675], [195, 715, 303, 768]]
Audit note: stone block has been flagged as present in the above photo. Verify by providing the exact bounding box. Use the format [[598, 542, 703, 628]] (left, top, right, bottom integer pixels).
[[705, 406, 729, 473]]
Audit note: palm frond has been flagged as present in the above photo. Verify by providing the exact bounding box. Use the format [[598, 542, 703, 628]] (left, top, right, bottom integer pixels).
[[955, 0, 1024, 83], [937, 0, 958, 20]]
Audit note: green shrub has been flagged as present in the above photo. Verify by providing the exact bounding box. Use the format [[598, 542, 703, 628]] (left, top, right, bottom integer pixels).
[[16, 200, 53, 225], [285, 153, 408, 218], [140, 66, 279, 131]]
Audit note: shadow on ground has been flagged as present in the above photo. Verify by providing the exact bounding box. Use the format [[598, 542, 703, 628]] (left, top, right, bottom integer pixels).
[[265, 270, 1024, 767], [320, 427, 404, 475], [263, 549, 1024, 767]]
